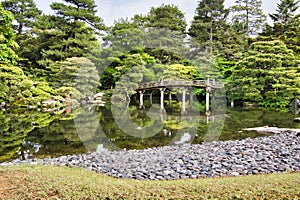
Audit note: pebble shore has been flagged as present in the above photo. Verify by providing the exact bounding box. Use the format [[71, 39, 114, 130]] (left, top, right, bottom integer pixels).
[[1, 130, 300, 180]]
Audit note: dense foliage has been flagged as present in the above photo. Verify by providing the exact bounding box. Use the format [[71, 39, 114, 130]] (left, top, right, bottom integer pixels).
[[0, 5, 18, 64], [227, 40, 300, 107], [0, 0, 299, 108]]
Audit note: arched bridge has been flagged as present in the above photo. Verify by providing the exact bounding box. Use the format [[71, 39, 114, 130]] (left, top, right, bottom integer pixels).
[[137, 79, 224, 91], [136, 79, 225, 113]]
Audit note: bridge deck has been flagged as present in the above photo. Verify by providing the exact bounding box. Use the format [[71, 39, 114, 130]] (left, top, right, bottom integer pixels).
[[137, 80, 224, 91]]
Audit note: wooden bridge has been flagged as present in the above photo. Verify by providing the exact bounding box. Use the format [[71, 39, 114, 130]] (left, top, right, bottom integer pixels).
[[137, 79, 224, 91], [136, 78, 225, 113]]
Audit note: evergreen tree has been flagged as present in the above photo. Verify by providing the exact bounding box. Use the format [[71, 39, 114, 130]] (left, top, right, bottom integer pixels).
[[218, 22, 247, 60], [112, 54, 147, 102], [269, 0, 299, 26], [50, 0, 105, 32], [261, 15, 300, 55], [188, 0, 229, 56], [261, 0, 300, 54], [228, 40, 300, 107], [34, 0, 105, 64], [281, 14, 300, 54], [90, 18, 145, 89], [143, 27, 188, 64], [231, 0, 266, 36], [105, 18, 144, 54], [48, 57, 99, 97], [0, 63, 59, 105], [141, 4, 188, 63], [1, 0, 41, 35], [146, 4, 187, 33]]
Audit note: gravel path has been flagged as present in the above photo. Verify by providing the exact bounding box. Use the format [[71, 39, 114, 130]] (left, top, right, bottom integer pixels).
[[2, 130, 300, 180]]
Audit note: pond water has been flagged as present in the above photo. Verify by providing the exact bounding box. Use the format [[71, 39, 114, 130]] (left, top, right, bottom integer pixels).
[[1, 101, 300, 162]]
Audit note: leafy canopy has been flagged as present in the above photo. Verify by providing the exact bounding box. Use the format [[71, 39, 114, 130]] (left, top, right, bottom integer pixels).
[[0, 5, 18, 64]]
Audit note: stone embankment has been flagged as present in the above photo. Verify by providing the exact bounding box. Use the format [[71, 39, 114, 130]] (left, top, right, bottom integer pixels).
[[1, 128, 300, 180]]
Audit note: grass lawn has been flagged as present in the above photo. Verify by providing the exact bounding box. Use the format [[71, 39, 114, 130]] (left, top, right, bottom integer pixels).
[[0, 165, 299, 199]]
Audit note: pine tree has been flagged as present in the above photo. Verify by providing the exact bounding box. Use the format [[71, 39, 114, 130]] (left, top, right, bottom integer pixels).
[[35, 0, 105, 63], [281, 15, 300, 54], [228, 40, 300, 107], [188, 0, 229, 56], [269, 0, 300, 26], [260, 0, 300, 54], [47, 57, 100, 97], [50, 0, 105, 32], [231, 0, 266, 36], [105, 18, 144, 54], [146, 4, 187, 34], [1, 0, 41, 35], [141, 4, 188, 63]]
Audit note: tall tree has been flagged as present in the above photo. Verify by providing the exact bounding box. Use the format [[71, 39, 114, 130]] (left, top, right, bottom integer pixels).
[[34, 0, 105, 64], [50, 0, 105, 32], [146, 4, 187, 33], [142, 4, 188, 63], [269, 0, 300, 26], [261, 0, 300, 54], [231, 0, 266, 36], [93, 18, 145, 89], [105, 18, 144, 54], [1, 0, 41, 35], [0, 5, 18, 64], [189, 0, 229, 56]]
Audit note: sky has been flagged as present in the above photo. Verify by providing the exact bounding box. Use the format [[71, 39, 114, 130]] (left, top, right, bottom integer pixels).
[[34, 0, 297, 27]]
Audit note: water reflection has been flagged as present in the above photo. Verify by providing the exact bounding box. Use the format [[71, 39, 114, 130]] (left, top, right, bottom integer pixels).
[[0, 104, 299, 162], [0, 108, 78, 162]]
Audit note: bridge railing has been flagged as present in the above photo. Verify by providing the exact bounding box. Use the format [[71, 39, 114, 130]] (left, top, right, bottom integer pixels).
[[138, 79, 224, 90]]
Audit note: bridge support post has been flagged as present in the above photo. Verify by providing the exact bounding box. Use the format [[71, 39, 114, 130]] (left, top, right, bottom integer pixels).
[[212, 90, 216, 113], [139, 90, 145, 107], [159, 88, 166, 110], [206, 114, 210, 124], [189, 88, 193, 109], [168, 90, 172, 107], [182, 88, 187, 112], [206, 86, 211, 113], [149, 92, 153, 105]]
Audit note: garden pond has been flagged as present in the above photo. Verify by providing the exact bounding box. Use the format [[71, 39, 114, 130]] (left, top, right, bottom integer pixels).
[[1, 101, 300, 162]]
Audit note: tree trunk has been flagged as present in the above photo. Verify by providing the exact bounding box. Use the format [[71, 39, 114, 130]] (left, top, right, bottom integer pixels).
[[246, 1, 249, 36], [210, 16, 213, 55]]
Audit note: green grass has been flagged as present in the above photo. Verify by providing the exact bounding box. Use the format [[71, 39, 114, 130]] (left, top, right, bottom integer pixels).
[[0, 165, 300, 199]]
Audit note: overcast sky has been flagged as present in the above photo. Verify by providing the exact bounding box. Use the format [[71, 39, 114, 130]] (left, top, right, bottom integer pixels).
[[34, 0, 298, 27]]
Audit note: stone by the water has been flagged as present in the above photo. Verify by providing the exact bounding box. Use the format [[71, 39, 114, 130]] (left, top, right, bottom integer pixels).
[[294, 118, 300, 123], [244, 126, 300, 134]]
